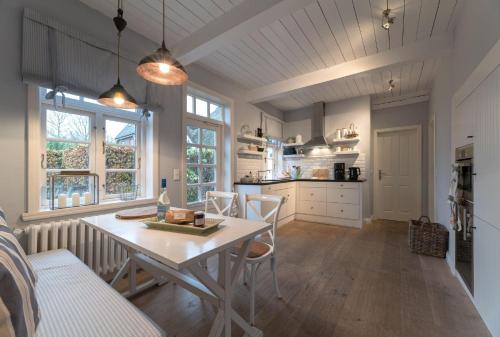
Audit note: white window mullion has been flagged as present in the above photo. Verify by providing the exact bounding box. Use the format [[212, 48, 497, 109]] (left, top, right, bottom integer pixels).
[[95, 112, 106, 202]]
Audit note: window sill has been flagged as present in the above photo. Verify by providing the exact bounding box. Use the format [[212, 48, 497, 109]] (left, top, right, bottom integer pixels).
[[22, 198, 156, 222]]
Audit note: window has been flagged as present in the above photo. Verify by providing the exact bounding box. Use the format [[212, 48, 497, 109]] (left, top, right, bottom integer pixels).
[[184, 89, 226, 205], [186, 93, 223, 121], [38, 88, 151, 210]]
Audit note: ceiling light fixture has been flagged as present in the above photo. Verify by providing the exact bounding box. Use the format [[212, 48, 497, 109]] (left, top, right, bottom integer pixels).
[[137, 0, 188, 85], [98, 0, 138, 109], [387, 79, 395, 92], [381, 0, 395, 30]]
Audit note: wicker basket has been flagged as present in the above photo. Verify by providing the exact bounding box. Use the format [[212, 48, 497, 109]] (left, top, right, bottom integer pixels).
[[408, 216, 449, 258]]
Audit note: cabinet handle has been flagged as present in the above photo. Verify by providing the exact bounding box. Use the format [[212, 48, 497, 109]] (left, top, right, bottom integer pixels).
[[467, 135, 474, 139], [310, 193, 314, 196], [340, 194, 343, 198], [340, 184, 344, 187], [310, 206, 314, 210], [340, 209, 344, 213]]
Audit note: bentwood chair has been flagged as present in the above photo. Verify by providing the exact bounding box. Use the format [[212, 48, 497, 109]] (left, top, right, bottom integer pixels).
[[232, 193, 284, 325], [204, 191, 238, 217], [201, 191, 238, 269]]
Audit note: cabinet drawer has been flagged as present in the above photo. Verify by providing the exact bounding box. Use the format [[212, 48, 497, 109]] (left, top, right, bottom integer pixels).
[[327, 203, 359, 220], [299, 182, 328, 188], [327, 189, 359, 204], [328, 182, 359, 190], [300, 188, 326, 202], [298, 201, 326, 216]]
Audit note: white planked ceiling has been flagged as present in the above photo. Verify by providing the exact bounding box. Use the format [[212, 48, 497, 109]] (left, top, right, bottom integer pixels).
[[80, 0, 459, 111], [267, 57, 441, 110]]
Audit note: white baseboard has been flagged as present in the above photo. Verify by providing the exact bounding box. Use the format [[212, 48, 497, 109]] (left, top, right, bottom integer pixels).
[[295, 213, 362, 228]]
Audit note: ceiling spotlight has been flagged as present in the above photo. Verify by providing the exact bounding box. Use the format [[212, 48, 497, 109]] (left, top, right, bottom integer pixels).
[[387, 79, 395, 92], [381, 1, 395, 30]]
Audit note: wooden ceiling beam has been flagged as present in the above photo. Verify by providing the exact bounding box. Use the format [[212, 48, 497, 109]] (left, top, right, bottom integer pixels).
[[245, 34, 453, 103], [172, 0, 316, 66]]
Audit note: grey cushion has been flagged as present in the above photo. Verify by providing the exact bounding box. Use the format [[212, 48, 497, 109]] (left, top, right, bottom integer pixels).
[[0, 209, 40, 337], [29, 249, 165, 337]]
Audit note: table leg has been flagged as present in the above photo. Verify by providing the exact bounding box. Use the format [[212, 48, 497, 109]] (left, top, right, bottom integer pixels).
[[223, 250, 231, 337]]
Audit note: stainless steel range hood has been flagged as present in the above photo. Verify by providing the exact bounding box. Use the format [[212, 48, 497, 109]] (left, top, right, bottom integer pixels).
[[302, 102, 329, 149]]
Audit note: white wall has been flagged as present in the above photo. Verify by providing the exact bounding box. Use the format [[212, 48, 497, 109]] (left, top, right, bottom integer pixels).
[[371, 101, 429, 216], [283, 96, 371, 218], [0, 0, 269, 224]]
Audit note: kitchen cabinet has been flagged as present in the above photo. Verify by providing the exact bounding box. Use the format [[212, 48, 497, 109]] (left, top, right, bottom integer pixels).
[[473, 216, 500, 336], [472, 65, 500, 230], [234, 180, 364, 228], [235, 182, 296, 225], [295, 181, 363, 228]]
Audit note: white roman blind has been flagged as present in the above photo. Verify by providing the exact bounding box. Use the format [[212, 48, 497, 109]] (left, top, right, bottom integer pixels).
[[21, 8, 164, 112]]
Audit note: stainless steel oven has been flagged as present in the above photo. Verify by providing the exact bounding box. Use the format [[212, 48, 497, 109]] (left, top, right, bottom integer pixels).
[[454, 144, 474, 294]]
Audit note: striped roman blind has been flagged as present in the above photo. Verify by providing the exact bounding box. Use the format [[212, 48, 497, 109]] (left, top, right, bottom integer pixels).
[[21, 8, 164, 112]]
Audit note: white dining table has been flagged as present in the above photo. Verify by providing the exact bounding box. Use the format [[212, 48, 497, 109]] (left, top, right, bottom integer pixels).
[[81, 212, 271, 337]]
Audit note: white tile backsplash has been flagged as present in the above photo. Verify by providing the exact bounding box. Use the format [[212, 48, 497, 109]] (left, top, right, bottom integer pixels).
[[284, 153, 366, 180]]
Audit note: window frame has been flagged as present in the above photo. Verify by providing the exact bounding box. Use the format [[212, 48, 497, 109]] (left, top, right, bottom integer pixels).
[[182, 86, 227, 208], [29, 86, 152, 214]]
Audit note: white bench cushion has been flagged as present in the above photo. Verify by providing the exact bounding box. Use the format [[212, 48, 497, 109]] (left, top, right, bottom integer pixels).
[[28, 250, 165, 337]]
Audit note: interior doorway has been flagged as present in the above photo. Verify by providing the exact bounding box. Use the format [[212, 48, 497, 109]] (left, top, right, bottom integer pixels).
[[374, 125, 422, 221]]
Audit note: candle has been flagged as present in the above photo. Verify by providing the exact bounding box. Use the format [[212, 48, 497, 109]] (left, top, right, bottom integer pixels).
[[58, 194, 67, 209], [83, 192, 92, 205], [71, 193, 80, 207]]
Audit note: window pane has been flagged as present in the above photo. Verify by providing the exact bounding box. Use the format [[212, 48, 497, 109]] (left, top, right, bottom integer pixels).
[[201, 148, 215, 164], [105, 172, 135, 194], [187, 166, 199, 184], [195, 98, 208, 117], [187, 95, 193, 113], [46, 173, 91, 202], [202, 129, 216, 146], [209, 103, 222, 121], [202, 167, 215, 183], [46, 110, 90, 142], [106, 120, 136, 146], [187, 186, 199, 203], [46, 142, 89, 169], [186, 147, 200, 164], [105, 145, 135, 169], [186, 126, 200, 144], [200, 185, 215, 200]]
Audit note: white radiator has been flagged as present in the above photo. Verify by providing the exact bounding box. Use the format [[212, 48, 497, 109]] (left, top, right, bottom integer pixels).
[[25, 219, 128, 276]]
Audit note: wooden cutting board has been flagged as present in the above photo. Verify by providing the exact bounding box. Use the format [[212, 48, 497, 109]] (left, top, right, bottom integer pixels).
[[115, 206, 157, 220]]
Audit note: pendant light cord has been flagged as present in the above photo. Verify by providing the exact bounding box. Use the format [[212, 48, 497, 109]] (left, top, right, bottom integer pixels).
[[162, 0, 166, 47], [116, 0, 123, 83]]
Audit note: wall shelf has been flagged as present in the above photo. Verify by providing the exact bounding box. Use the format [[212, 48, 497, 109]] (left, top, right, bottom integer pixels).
[[283, 142, 304, 147], [330, 137, 360, 144], [283, 154, 305, 159], [238, 150, 265, 156], [333, 150, 360, 155], [237, 135, 267, 144]]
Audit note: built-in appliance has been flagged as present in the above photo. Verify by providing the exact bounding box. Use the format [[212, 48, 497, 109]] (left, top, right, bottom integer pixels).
[[301, 102, 329, 149], [348, 167, 361, 181], [334, 163, 345, 180], [454, 144, 474, 295]]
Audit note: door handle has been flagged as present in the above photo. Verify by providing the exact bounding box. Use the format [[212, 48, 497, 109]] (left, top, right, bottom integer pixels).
[[378, 170, 382, 180]]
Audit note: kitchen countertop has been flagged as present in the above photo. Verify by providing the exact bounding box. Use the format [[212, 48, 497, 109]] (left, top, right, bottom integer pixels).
[[234, 178, 366, 186]]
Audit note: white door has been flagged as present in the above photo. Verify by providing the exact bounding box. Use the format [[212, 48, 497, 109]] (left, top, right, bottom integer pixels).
[[374, 127, 421, 221]]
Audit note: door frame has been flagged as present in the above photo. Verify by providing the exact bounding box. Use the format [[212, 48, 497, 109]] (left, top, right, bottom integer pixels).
[[373, 124, 422, 220]]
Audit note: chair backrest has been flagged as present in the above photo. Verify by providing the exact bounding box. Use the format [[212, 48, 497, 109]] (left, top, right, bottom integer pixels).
[[205, 191, 238, 216], [245, 194, 284, 248]]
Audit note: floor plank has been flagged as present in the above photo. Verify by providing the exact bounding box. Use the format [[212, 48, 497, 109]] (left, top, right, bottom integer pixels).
[[124, 219, 490, 337]]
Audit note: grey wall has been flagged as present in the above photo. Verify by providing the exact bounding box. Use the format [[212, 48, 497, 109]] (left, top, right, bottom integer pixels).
[[0, 0, 266, 224], [371, 101, 429, 216]]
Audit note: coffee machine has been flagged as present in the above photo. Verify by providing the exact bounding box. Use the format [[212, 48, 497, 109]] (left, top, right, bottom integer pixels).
[[348, 167, 361, 180], [334, 163, 345, 180]]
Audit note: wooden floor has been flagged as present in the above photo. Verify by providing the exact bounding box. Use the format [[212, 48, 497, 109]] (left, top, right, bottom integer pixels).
[[128, 220, 490, 337]]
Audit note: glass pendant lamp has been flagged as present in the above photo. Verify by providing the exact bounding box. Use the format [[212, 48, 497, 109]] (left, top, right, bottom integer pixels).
[[98, 1, 138, 108], [136, 0, 188, 85]]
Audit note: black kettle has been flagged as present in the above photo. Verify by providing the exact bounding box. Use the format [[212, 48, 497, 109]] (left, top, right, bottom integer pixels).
[[348, 167, 361, 180]]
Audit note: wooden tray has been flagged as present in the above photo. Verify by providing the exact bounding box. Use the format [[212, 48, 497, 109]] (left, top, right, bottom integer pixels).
[[116, 206, 157, 220], [142, 217, 224, 235]]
